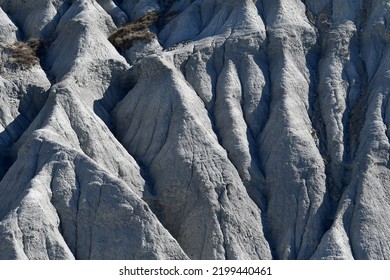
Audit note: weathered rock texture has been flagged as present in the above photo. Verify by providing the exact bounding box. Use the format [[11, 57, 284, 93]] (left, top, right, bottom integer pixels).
[[0, 0, 389, 260]]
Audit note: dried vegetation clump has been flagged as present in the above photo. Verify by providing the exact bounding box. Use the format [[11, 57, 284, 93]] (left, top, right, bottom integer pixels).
[[3, 39, 41, 69], [109, 12, 159, 51]]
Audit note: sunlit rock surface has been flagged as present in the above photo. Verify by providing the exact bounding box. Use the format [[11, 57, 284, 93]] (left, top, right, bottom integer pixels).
[[0, 0, 390, 260]]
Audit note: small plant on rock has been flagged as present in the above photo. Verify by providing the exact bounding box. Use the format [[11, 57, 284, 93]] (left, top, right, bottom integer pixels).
[[109, 12, 159, 51], [4, 40, 40, 69]]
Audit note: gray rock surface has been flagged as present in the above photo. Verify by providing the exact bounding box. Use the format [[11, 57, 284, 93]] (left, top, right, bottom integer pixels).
[[0, 0, 390, 260], [0, 7, 17, 44]]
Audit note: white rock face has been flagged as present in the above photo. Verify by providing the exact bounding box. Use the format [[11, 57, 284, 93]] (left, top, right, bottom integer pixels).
[[0, 0, 57, 39], [0, 7, 17, 44], [0, 0, 390, 260], [114, 55, 271, 259]]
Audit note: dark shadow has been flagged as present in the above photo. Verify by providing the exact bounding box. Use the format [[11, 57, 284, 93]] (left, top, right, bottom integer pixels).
[[40, 0, 73, 41], [92, 63, 163, 219], [0, 114, 30, 179], [93, 63, 139, 130], [38, 0, 73, 83]]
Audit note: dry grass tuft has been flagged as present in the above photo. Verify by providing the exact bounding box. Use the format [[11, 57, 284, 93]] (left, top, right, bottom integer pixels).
[[26, 38, 42, 54], [109, 12, 159, 51], [4, 40, 40, 69]]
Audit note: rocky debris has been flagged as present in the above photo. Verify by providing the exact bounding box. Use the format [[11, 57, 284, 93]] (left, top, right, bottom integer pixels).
[[0, 0, 390, 260]]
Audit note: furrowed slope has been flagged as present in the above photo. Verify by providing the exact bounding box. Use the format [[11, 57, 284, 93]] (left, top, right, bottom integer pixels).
[[0, 0, 390, 260]]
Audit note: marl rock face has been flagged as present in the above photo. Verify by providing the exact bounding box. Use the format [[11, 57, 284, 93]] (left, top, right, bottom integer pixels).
[[0, 0, 389, 260]]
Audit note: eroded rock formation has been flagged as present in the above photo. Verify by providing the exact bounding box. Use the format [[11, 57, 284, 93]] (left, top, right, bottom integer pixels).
[[0, 0, 389, 260]]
